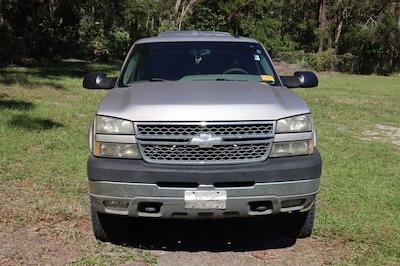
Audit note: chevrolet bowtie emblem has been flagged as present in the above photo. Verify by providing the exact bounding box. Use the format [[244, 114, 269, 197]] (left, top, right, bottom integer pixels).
[[189, 133, 223, 148]]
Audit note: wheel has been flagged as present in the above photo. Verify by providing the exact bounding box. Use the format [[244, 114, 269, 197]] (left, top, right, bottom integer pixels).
[[89, 198, 127, 242], [277, 202, 316, 238]]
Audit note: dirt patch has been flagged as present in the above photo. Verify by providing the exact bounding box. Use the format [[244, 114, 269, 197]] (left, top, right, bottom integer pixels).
[[251, 237, 351, 265], [152, 237, 351, 266], [0, 181, 87, 265], [0, 181, 143, 265], [117, 218, 353, 266], [154, 237, 351, 266], [0, 222, 87, 265], [360, 124, 400, 146], [156, 251, 264, 266], [0, 181, 353, 265], [0, 180, 65, 226]]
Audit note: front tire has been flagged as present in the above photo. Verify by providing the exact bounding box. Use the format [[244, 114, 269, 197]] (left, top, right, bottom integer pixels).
[[277, 202, 316, 238], [89, 199, 126, 242]]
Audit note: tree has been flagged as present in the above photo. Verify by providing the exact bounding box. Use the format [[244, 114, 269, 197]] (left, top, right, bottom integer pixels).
[[318, 0, 327, 52], [174, 0, 198, 30], [0, 0, 399, 74]]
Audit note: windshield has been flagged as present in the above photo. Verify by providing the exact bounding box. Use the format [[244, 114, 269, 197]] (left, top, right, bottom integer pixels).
[[120, 42, 278, 86]]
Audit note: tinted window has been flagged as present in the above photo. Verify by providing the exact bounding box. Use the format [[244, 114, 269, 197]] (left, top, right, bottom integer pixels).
[[121, 42, 277, 85]]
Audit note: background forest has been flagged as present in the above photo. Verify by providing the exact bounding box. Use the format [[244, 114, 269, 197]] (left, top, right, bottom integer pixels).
[[1, 0, 400, 74], [1, 1, 400, 264]]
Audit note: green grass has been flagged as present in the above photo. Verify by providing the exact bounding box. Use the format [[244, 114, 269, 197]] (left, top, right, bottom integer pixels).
[[298, 73, 400, 265], [0, 62, 399, 264]]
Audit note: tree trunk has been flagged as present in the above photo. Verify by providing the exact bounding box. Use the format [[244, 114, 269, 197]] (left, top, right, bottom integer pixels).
[[178, 3, 186, 30], [396, 5, 400, 28], [175, 0, 197, 31], [174, 0, 182, 14], [318, 0, 327, 53], [334, 20, 343, 47]]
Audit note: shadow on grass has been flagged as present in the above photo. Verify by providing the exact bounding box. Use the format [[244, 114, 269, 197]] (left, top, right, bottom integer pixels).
[[0, 59, 120, 90], [8, 115, 63, 130], [36, 60, 119, 78], [0, 99, 35, 110], [0, 76, 66, 90], [114, 216, 296, 252]]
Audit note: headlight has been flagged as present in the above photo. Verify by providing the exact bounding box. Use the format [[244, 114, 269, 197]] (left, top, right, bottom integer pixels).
[[276, 114, 312, 133], [96, 116, 134, 134], [91, 116, 140, 159], [94, 142, 141, 158], [270, 140, 314, 157]]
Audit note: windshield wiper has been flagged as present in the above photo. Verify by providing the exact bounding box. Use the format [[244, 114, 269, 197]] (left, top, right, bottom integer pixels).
[[217, 78, 248, 82], [126, 78, 170, 86], [192, 78, 248, 82], [148, 77, 170, 82]]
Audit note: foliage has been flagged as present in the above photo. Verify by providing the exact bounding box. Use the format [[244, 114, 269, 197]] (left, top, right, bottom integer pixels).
[[307, 49, 339, 72], [0, 0, 399, 74], [335, 53, 356, 73], [108, 27, 131, 58], [241, 17, 297, 54], [340, 11, 400, 75], [187, 1, 227, 31]]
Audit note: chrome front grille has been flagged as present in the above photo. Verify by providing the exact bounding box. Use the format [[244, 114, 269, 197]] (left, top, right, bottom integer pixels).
[[140, 142, 271, 164], [136, 122, 273, 139], [135, 122, 274, 165]]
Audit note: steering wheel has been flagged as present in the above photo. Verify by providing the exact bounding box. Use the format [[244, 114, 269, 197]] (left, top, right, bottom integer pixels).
[[223, 68, 249, 75]]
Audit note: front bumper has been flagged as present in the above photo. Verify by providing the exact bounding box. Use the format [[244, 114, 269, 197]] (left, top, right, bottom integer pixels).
[[88, 150, 322, 219], [88, 150, 322, 184], [90, 179, 319, 218]]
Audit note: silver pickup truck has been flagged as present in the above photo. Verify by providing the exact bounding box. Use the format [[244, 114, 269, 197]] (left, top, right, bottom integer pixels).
[[83, 31, 322, 242]]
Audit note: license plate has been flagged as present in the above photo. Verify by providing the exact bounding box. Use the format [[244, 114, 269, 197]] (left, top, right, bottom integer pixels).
[[184, 190, 227, 210]]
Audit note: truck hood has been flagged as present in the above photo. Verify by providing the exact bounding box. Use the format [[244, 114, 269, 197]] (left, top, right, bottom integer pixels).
[[97, 81, 310, 121]]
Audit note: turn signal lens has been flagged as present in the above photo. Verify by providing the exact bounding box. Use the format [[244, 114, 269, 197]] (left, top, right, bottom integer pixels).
[[94, 142, 141, 158], [270, 140, 314, 157]]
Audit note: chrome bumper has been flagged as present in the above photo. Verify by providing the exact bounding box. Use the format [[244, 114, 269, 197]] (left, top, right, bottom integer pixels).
[[89, 178, 319, 219]]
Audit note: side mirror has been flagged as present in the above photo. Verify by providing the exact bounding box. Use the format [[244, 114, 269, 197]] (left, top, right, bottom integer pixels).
[[280, 71, 318, 88], [83, 72, 117, 89]]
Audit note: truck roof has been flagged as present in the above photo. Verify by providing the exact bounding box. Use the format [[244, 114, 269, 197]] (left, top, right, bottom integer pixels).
[[135, 30, 259, 44]]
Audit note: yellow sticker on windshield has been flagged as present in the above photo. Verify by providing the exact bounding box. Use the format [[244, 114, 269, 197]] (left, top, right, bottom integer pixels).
[[260, 75, 275, 82]]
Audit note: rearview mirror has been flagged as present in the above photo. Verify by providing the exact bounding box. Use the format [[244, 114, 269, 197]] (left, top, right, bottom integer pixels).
[[83, 72, 117, 89], [280, 71, 318, 88]]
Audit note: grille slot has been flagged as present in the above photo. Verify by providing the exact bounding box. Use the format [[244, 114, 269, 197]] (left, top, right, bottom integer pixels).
[[135, 122, 274, 165], [136, 122, 273, 139], [139, 143, 270, 164]]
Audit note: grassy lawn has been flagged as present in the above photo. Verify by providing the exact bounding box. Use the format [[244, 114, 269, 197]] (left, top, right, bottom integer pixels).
[[0, 61, 399, 265], [299, 73, 400, 264]]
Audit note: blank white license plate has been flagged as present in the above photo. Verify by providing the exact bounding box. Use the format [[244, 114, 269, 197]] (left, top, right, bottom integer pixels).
[[184, 190, 227, 210]]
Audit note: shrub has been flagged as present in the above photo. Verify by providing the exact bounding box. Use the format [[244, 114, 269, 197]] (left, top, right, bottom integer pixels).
[[306, 49, 339, 72], [336, 53, 356, 73], [274, 51, 310, 64], [107, 27, 131, 59]]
